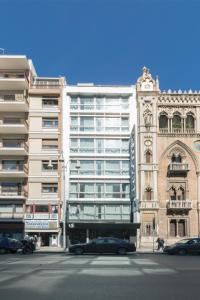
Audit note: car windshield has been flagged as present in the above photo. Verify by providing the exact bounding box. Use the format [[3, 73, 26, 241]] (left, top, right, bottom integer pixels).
[[176, 239, 191, 244]]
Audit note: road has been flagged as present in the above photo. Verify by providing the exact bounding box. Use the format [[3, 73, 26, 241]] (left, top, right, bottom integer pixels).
[[0, 253, 200, 300]]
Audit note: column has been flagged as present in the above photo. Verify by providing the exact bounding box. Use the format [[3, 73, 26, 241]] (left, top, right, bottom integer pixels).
[[197, 172, 200, 237]]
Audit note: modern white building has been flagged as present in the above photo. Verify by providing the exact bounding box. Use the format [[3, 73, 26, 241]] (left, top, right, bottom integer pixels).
[[63, 83, 138, 245]]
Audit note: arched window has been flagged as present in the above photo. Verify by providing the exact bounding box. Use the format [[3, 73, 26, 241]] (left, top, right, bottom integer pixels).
[[172, 114, 181, 129], [145, 187, 152, 201], [169, 186, 176, 201], [186, 114, 194, 129], [171, 154, 182, 163], [170, 220, 177, 237], [178, 220, 186, 237], [177, 186, 185, 200], [145, 150, 152, 163], [159, 114, 168, 129]]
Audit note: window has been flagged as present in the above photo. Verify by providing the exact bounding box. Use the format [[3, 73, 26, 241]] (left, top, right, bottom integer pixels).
[[42, 139, 58, 149], [145, 150, 152, 164], [186, 115, 194, 129], [42, 183, 58, 193], [3, 140, 24, 148], [2, 160, 23, 170], [1, 182, 21, 195], [159, 114, 168, 129], [171, 154, 182, 163], [42, 98, 58, 107], [42, 118, 58, 128], [42, 160, 58, 171], [145, 187, 152, 201], [35, 205, 49, 213], [3, 117, 21, 124], [172, 114, 181, 129], [80, 117, 94, 131]]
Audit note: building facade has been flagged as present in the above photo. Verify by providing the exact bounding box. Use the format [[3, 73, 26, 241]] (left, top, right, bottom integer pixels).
[[136, 67, 200, 247], [0, 55, 65, 247], [64, 84, 138, 244]]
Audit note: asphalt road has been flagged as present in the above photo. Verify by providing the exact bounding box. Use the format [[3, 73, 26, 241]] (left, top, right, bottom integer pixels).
[[0, 253, 200, 300]]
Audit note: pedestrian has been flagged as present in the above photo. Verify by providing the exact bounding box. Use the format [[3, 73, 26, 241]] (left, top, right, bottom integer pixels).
[[156, 237, 165, 251]]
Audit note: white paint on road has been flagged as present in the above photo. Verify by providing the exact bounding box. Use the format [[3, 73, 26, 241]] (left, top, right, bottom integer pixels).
[[79, 268, 142, 276], [131, 259, 158, 265], [143, 268, 176, 274]]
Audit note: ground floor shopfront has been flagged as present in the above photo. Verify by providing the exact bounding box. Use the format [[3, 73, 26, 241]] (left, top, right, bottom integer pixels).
[[0, 222, 24, 240], [66, 223, 139, 246]]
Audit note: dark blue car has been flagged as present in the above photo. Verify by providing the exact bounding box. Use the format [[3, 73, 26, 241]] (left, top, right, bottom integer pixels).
[[0, 237, 22, 254]]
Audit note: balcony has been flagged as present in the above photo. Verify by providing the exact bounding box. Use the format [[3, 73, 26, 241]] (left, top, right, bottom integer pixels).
[[0, 95, 28, 111], [0, 190, 28, 199], [0, 212, 24, 219], [0, 165, 28, 178], [70, 147, 129, 155], [167, 200, 192, 210], [0, 119, 28, 134], [168, 163, 189, 176], [139, 201, 159, 210], [24, 213, 58, 220], [0, 72, 29, 90], [0, 141, 28, 156]]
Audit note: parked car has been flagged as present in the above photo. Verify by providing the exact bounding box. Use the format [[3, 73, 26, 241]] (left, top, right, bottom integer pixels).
[[0, 237, 22, 254], [69, 237, 136, 255], [164, 238, 200, 255]]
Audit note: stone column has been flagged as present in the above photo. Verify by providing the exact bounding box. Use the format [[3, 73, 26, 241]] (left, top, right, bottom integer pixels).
[[197, 172, 200, 237]]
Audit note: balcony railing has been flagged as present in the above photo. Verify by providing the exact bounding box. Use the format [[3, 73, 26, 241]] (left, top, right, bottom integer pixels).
[[69, 213, 130, 222], [167, 200, 192, 210], [32, 79, 60, 89], [70, 126, 129, 133], [0, 94, 27, 103], [70, 169, 129, 176], [0, 141, 28, 152], [159, 128, 195, 134], [139, 201, 159, 209], [70, 147, 129, 154], [0, 190, 28, 197], [24, 213, 58, 220], [0, 212, 24, 219], [168, 163, 189, 176]]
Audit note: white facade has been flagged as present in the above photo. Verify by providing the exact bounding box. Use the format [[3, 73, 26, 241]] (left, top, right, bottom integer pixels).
[[63, 84, 137, 243]]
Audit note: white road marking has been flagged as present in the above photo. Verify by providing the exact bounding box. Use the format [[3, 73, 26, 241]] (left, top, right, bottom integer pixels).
[[131, 259, 158, 265], [94, 256, 129, 261], [61, 259, 90, 265], [79, 268, 142, 276], [143, 268, 176, 274], [91, 260, 130, 265]]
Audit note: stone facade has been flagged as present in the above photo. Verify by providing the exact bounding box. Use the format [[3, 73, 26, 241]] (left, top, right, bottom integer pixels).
[[136, 67, 200, 247]]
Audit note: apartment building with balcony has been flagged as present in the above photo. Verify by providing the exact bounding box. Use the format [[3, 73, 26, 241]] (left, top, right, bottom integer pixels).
[[26, 77, 65, 247], [0, 55, 34, 239], [63, 83, 138, 244], [136, 67, 200, 247]]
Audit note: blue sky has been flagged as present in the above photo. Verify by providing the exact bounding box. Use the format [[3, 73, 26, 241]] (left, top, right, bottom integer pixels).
[[1, 0, 200, 90]]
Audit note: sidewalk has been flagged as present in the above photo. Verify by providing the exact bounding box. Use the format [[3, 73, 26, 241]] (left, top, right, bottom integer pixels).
[[35, 247, 165, 255]]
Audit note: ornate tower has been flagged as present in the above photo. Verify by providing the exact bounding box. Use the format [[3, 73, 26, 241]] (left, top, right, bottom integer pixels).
[[136, 67, 160, 247]]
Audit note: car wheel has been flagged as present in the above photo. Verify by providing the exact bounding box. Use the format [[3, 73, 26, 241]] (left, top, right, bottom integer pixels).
[[177, 249, 187, 255], [74, 247, 84, 255], [0, 248, 6, 254], [117, 248, 127, 255]]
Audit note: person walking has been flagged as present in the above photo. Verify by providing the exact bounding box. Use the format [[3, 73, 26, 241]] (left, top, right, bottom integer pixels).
[[156, 237, 165, 251]]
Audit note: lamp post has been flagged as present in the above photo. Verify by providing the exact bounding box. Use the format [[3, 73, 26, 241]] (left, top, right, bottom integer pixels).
[[59, 158, 80, 251]]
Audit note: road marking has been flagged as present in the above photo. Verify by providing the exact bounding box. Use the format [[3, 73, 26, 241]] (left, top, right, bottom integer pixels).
[[131, 259, 158, 265], [143, 268, 176, 274], [94, 256, 129, 261], [79, 268, 142, 276], [61, 259, 90, 265], [91, 260, 130, 265]]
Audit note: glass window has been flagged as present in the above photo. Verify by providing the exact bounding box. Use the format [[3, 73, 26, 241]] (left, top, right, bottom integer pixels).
[[96, 97, 104, 110], [42, 160, 58, 171], [122, 161, 129, 175], [105, 161, 120, 175], [70, 139, 78, 152], [121, 117, 129, 128], [3, 140, 24, 148], [42, 98, 58, 107], [106, 183, 120, 198], [80, 183, 94, 198], [122, 183, 130, 198], [80, 117, 94, 131], [95, 184, 104, 198], [1, 182, 21, 195], [42, 139, 58, 149], [96, 160, 104, 175], [2, 160, 23, 170], [35, 205, 49, 213], [0, 205, 13, 212], [70, 184, 78, 198], [80, 161, 94, 175], [96, 139, 104, 153], [80, 97, 94, 110], [4, 118, 21, 124], [42, 118, 58, 128], [80, 138, 94, 152], [42, 183, 58, 193]]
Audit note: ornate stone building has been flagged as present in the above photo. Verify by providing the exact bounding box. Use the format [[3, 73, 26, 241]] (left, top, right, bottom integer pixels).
[[136, 67, 200, 247]]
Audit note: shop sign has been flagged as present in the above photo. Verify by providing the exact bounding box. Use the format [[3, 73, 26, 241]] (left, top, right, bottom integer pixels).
[[25, 220, 58, 230]]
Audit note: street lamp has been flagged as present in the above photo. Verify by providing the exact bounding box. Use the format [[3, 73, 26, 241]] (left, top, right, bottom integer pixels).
[[59, 158, 80, 251]]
